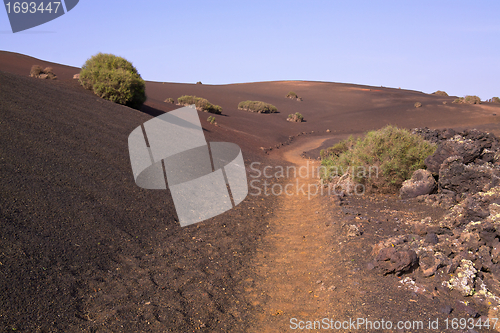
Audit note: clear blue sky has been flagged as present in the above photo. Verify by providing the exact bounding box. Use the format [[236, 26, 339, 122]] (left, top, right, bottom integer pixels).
[[1, 1, 499, 100]]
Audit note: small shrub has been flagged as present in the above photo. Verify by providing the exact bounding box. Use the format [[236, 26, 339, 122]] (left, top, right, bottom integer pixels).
[[464, 95, 481, 104], [453, 95, 481, 104], [207, 116, 216, 124], [287, 112, 304, 122], [45, 68, 56, 79], [286, 91, 302, 101], [79, 53, 146, 109], [196, 81, 202, 84], [432, 90, 448, 96], [164, 98, 175, 104], [238, 100, 278, 113], [320, 125, 436, 192], [489, 97, 500, 104], [177, 95, 222, 114], [30, 65, 43, 77], [30, 65, 57, 80], [414, 102, 422, 108]]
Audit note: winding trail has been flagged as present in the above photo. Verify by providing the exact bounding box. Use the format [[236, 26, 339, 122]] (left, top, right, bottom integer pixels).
[[246, 137, 343, 331]]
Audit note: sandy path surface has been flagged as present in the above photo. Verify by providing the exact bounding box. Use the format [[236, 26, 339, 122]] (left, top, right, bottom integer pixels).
[[246, 137, 342, 331]]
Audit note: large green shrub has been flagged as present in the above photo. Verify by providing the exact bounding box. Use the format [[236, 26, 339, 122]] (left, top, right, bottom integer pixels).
[[79, 53, 146, 110], [238, 100, 277, 113], [177, 95, 222, 114], [320, 125, 436, 192]]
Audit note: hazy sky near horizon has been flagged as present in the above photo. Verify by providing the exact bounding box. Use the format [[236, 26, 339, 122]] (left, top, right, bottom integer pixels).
[[1, 1, 499, 100]]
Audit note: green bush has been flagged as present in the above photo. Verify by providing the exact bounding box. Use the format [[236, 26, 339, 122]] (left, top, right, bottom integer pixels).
[[287, 112, 304, 122], [238, 100, 277, 113], [414, 102, 422, 108], [453, 95, 481, 104], [79, 53, 146, 110], [286, 91, 302, 101], [320, 125, 436, 192], [177, 95, 222, 114], [432, 90, 448, 96], [164, 98, 175, 104], [464, 95, 481, 104]]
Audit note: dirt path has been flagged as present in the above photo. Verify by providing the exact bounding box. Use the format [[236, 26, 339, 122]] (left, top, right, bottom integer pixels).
[[245, 137, 344, 331], [244, 137, 461, 333]]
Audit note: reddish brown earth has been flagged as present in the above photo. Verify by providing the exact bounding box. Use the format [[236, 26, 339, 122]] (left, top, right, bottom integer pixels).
[[2, 51, 500, 332]]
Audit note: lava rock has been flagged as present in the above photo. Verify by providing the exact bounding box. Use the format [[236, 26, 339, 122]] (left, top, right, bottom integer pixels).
[[438, 156, 500, 195], [375, 247, 418, 275], [400, 169, 437, 199], [425, 138, 483, 175], [425, 233, 439, 245]]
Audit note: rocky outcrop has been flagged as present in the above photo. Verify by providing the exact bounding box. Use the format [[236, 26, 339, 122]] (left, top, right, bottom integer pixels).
[[411, 127, 500, 200], [414, 128, 500, 175], [438, 156, 500, 195], [372, 128, 500, 316]]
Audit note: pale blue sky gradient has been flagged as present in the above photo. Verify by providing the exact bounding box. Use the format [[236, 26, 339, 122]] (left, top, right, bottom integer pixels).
[[1, 1, 499, 100]]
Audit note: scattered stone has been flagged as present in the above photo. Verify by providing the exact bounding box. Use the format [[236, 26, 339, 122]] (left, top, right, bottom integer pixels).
[[424, 233, 439, 245], [73, 73, 80, 79], [346, 224, 361, 237], [440, 305, 453, 314], [374, 247, 418, 275], [455, 301, 479, 317], [419, 251, 446, 277], [400, 169, 436, 199], [398, 277, 426, 294]]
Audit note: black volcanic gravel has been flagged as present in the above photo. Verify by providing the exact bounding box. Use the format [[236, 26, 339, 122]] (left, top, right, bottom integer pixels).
[[0, 70, 277, 332]]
